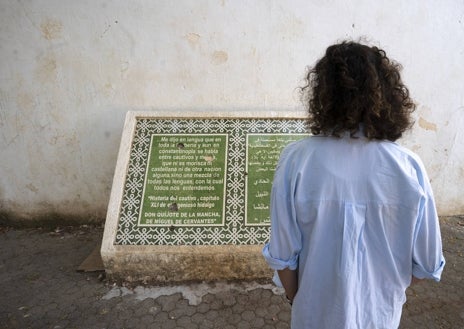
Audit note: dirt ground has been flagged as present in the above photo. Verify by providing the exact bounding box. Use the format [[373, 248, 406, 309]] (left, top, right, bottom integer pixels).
[[0, 216, 463, 328]]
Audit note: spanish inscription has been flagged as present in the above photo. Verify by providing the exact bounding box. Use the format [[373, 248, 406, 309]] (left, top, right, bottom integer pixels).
[[139, 134, 228, 227], [245, 134, 308, 225]]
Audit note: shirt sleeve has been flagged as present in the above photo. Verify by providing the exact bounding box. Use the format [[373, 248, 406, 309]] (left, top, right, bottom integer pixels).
[[262, 145, 302, 272], [411, 161, 445, 281]]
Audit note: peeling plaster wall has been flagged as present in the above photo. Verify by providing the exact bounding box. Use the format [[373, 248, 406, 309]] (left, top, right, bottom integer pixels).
[[0, 0, 463, 224]]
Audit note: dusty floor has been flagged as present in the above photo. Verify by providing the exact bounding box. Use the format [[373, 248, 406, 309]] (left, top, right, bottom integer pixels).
[[0, 216, 463, 329]]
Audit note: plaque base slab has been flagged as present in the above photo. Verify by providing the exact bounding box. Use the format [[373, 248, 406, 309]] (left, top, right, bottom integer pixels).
[[101, 244, 271, 283]]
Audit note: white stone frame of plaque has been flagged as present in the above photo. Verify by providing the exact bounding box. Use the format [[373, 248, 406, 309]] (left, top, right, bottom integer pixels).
[[101, 110, 307, 283]]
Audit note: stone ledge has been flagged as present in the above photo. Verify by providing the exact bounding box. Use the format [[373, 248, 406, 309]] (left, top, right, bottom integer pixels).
[[101, 244, 272, 283]]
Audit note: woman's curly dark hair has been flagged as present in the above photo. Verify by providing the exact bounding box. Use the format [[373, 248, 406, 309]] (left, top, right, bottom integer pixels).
[[301, 41, 416, 141]]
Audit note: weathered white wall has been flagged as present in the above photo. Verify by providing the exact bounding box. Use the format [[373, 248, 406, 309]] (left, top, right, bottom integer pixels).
[[0, 0, 463, 224]]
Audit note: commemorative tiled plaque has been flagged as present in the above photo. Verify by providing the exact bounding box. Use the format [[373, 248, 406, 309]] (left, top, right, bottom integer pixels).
[[102, 111, 308, 282]]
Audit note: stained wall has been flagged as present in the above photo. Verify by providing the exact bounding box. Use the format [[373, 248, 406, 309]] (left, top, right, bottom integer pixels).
[[0, 0, 463, 224]]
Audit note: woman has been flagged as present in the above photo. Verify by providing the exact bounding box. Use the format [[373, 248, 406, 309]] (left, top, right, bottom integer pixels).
[[262, 41, 445, 328]]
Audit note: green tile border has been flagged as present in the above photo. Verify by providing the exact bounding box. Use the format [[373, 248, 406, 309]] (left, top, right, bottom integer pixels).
[[115, 117, 308, 245]]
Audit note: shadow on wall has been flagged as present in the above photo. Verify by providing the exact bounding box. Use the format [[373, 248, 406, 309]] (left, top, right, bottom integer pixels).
[[0, 210, 104, 228]]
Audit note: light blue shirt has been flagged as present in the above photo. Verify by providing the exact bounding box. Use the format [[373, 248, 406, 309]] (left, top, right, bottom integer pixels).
[[262, 133, 445, 329]]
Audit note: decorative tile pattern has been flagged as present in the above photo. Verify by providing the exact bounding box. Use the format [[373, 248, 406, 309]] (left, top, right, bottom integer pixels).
[[115, 118, 307, 245]]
